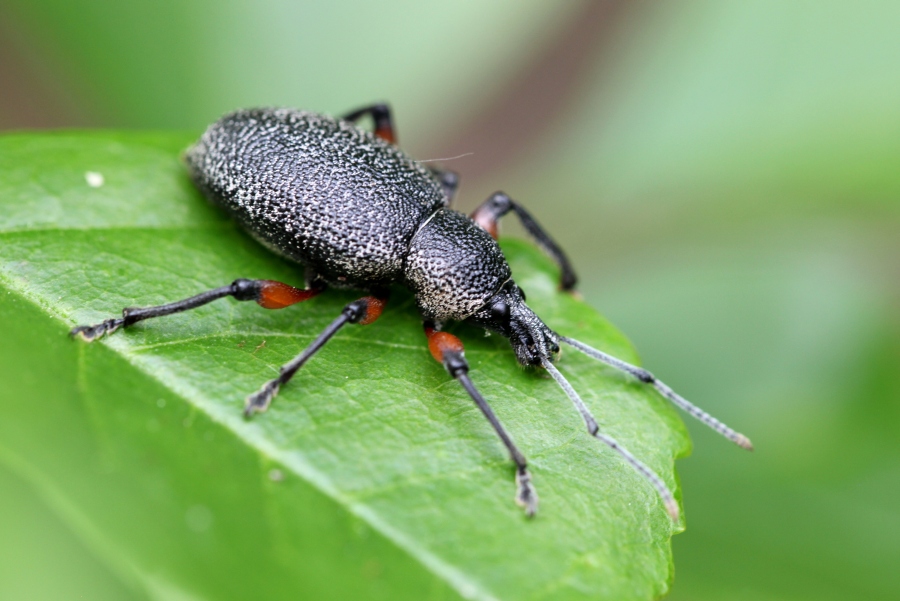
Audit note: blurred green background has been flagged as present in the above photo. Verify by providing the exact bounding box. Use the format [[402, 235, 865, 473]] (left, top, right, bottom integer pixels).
[[1, 1, 897, 599]]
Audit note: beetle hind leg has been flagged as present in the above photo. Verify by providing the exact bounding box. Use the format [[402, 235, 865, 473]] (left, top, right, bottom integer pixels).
[[70, 278, 322, 341], [341, 103, 396, 144]]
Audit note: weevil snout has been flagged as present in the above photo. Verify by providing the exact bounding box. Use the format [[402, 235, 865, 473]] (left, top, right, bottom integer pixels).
[[512, 319, 560, 366], [469, 281, 560, 366]]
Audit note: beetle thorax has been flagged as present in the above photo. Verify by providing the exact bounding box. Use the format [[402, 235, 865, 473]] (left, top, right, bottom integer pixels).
[[404, 208, 511, 321]]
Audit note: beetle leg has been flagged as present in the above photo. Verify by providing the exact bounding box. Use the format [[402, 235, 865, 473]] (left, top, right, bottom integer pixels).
[[471, 191, 578, 290], [70, 279, 322, 342], [427, 168, 460, 206], [244, 294, 387, 417], [424, 323, 538, 517], [341, 103, 396, 144]]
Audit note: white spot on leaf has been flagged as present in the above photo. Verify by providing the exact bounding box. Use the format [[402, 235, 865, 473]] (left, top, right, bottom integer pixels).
[[85, 171, 104, 187]]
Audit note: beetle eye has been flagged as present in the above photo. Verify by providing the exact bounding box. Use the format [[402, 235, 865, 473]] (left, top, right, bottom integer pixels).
[[491, 300, 511, 323]]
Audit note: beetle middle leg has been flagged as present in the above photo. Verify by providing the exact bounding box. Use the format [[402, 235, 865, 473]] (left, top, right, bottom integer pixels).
[[471, 191, 578, 290], [428, 168, 459, 205], [70, 279, 322, 341], [424, 323, 538, 516], [244, 293, 388, 417]]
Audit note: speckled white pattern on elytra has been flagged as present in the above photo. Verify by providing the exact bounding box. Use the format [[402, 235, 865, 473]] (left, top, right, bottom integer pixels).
[[185, 107, 520, 323], [186, 108, 447, 290]]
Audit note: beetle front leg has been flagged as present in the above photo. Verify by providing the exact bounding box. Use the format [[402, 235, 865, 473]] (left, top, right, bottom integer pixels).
[[471, 191, 577, 290], [70, 279, 322, 341], [424, 323, 538, 517], [244, 293, 388, 417]]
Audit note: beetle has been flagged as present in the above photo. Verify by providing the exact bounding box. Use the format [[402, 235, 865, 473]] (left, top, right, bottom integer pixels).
[[71, 104, 752, 519]]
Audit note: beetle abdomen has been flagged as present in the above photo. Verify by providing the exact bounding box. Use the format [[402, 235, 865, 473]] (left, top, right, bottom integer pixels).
[[185, 108, 446, 287]]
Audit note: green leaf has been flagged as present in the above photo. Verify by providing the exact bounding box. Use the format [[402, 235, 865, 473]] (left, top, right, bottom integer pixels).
[[0, 132, 690, 601]]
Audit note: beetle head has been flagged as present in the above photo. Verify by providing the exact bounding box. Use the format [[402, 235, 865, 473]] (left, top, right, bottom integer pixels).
[[469, 281, 559, 366]]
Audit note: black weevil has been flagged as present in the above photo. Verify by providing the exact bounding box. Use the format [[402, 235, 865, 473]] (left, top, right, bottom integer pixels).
[[72, 104, 752, 519]]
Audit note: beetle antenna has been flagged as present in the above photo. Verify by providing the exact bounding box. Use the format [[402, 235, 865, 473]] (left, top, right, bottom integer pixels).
[[559, 336, 753, 450], [541, 359, 679, 520]]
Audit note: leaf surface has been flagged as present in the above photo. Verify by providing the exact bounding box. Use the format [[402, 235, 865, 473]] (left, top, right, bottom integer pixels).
[[0, 132, 690, 601]]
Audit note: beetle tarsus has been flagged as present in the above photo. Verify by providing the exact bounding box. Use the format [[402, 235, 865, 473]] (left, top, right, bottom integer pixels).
[[70, 318, 124, 342], [515, 467, 538, 517], [244, 379, 280, 417]]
